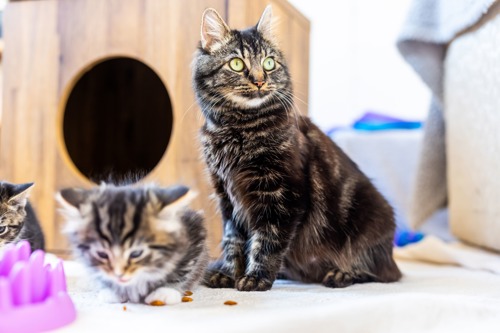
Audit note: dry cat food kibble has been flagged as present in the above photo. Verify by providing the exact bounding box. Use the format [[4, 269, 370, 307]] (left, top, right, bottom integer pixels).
[[224, 300, 237, 306], [182, 296, 193, 303], [150, 300, 166, 306], [184, 291, 193, 296]]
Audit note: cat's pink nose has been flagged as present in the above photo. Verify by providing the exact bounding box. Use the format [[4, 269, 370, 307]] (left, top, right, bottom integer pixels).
[[254, 80, 265, 88]]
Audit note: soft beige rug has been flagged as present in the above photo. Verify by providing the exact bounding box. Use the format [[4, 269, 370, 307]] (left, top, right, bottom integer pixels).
[[51, 255, 500, 333]]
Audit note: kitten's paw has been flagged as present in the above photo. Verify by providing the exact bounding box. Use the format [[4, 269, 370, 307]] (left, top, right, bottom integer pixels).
[[98, 288, 123, 303], [236, 275, 273, 292], [204, 271, 235, 289], [145, 287, 182, 305], [322, 269, 355, 288]]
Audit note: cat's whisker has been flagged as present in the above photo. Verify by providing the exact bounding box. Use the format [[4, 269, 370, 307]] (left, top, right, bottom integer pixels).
[[292, 94, 308, 107], [180, 100, 202, 124], [275, 90, 300, 129]]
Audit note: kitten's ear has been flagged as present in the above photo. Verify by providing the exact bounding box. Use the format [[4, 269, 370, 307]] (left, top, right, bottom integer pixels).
[[57, 188, 89, 210], [56, 188, 90, 233], [201, 8, 231, 51], [151, 185, 197, 219], [256, 5, 275, 42], [7, 182, 34, 207]]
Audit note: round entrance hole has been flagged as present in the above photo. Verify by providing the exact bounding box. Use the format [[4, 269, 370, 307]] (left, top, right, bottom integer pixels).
[[63, 57, 172, 183]]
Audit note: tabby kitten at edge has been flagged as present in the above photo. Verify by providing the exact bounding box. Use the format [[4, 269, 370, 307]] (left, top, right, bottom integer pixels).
[[192, 6, 402, 292], [0, 181, 45, 251], [57, 183, 208, 304]]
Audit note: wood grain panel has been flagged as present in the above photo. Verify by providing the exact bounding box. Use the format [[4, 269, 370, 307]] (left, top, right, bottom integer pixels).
[[1, 0, 60, 248]]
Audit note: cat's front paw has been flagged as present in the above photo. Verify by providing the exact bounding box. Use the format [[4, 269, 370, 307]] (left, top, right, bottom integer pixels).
[[98, 288, 124, 303], [204, 271, 235, 289], [145, 287, 182, 305], [236, 275, 273, 292]]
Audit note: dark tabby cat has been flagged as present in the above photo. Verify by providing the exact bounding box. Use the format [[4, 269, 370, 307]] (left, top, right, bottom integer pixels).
[[192, 6, 402, 291], [0, 181, 44, 251], [57, 183, 208, 304]]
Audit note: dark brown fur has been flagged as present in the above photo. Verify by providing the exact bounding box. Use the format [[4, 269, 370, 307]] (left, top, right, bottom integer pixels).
[[193, 7, 401, 291]]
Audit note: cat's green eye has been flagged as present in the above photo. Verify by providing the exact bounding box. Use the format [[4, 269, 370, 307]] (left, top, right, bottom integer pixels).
[[229, 58, 245, 72], [0, 226, 7, 236], [263, 57, 275, 71], [129, 250, 144, 259]]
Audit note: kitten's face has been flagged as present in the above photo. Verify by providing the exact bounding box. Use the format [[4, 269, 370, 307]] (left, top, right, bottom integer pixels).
[[193, 6, 292, 110], [58, 185, 192, 287], [0, 182, 33, 247]]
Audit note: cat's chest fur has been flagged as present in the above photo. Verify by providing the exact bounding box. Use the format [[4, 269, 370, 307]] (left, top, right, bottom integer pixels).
[[201, 119, 295, 178], [200, 115, 309, 228]]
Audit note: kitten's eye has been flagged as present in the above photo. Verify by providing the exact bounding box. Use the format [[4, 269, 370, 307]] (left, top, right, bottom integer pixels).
[[263, 57, 275, 71], [96, 251, 109, 260], [129, 250, 144, 259], [229, 58, 245, 72], [0, 226, 7, 236]]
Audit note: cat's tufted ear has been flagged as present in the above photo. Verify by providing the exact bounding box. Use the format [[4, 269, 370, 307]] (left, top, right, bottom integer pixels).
[[7, 182, 34, 207], [201, 8, 231, 51], [256, 5, 275, 42], [150, 186, 197, 229], [57, 188, 90, 210]]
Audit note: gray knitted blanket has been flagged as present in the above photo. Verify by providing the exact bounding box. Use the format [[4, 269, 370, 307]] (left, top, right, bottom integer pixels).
[[397, 0, 498, 229]]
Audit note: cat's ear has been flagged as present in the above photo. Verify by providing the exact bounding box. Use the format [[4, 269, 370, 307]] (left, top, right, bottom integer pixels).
[[151, 186, 197, 227], [7, 182, 34, 207], [256, 5, 275, 42], [56, 188, 90, 233], [201, 8, 231, 51], [56, 188, 89, 211]]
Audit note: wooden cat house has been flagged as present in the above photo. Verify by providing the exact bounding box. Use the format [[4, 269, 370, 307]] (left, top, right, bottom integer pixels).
[[0, 0, 309, 255]]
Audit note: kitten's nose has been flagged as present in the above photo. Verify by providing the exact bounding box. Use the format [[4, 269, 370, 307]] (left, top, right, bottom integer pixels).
[[114, 267, 124, 277]]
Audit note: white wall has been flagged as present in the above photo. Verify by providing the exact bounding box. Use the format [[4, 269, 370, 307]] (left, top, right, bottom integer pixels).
[[287, 0, 430, 129]]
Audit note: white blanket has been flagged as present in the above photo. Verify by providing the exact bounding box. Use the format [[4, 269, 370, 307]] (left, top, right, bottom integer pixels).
[[397, 0, 498, 229], [395, 236, 500, 274], [56, 258, 500, 333]]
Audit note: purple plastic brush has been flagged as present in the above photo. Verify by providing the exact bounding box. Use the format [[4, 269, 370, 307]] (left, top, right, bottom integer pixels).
[[0, 241, 76, 332]]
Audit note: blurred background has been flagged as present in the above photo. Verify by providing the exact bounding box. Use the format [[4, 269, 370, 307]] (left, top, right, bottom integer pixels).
[[287, 0, 429, 129], [0, 0, 428, 130]]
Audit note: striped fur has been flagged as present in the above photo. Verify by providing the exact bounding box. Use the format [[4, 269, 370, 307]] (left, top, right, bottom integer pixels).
[[58, 184, 208, 304], [192, 6, 401, 291], [0, 181, 44, 251]]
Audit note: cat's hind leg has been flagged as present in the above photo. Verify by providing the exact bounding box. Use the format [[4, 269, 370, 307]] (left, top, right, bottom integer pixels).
[[321, 268, 372, 288], [204, 260, 236, 288], [365, 239, 402, 283], [322, 239, 402, 288]]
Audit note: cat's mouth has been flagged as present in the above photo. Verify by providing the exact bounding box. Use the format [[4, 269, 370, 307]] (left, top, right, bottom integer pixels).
[[117, 276, 131, 283], [107, 273, 134, 285], [228, 89, 274, 108], [240, 90, 271, 99]]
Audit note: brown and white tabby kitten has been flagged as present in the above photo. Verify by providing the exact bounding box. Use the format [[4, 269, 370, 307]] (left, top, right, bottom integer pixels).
[[192, 6, 402, 292], [0, 181, 44, 251], [57, 183, 208, 304]]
